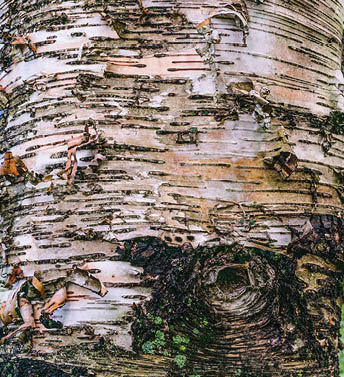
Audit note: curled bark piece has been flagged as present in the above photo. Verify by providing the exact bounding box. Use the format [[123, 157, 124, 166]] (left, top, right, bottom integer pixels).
[[250, 87, 270, 106], [0, 297, 35, 345], [0, 152, 43, 185], [0, 266, 108, 342], [0, 152, 20, 177], [4, 264, 24, 288], [198, 1, 249, 39], [251, 87, 271, 128], [264, 127, 298, 179], [41, 287, 67, 317], [58, 125, 100, 189], [197, 18, 210, 29], [231, 84, 272, 128], [10, 35, 36, 54], [40, 267, 107, 328], [32, 275, 46, 299], [216, 8, 248, 38]]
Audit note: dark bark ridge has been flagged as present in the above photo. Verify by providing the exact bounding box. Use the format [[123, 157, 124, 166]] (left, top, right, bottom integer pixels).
[[120, 214, 344, 376], [0, 355, 71, 377]]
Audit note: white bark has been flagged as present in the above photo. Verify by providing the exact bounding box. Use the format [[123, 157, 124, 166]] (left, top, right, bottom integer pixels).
[[0, 0, 343, 375]]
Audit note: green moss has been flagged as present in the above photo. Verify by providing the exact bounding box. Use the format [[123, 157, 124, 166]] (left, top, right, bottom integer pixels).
[[173, 354, 187, 369], [173, 335, 190, 345], [152, 330, 166, 348], [142, 341, 154, 354]]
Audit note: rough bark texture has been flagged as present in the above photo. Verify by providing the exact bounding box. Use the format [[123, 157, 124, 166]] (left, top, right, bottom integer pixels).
[[0, 0, 344, 376]]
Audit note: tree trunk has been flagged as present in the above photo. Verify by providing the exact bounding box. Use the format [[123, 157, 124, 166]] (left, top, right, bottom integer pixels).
[[0, 0, 344, 376]]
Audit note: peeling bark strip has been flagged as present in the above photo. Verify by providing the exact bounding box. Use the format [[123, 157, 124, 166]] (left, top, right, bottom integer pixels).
[[0, 0, 344, 376], [263, 127, 298, 179]]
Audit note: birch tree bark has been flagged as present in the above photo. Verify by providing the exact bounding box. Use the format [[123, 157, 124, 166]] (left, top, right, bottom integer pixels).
[[0, 0, 344, 376]]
